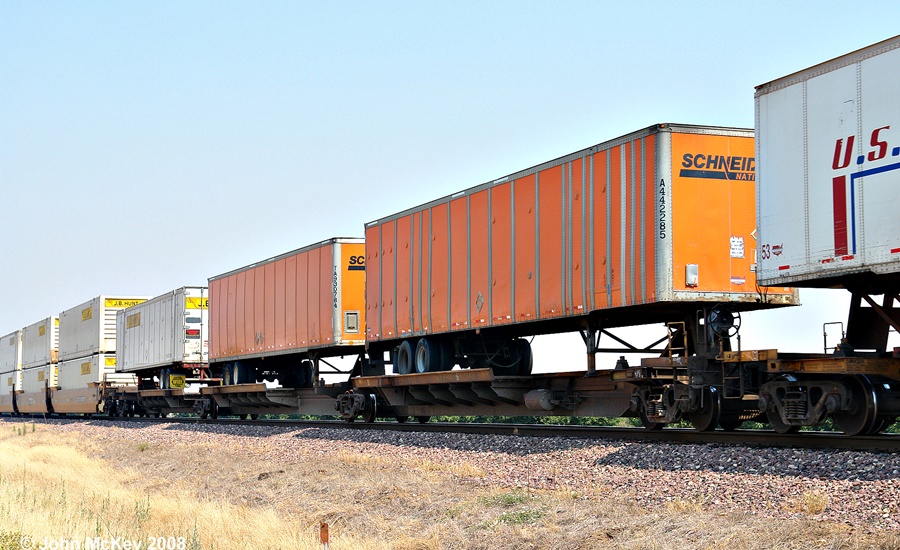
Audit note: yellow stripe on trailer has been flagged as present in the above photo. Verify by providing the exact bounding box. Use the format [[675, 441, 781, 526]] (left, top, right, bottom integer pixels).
[[185, 297, 209, 309], [105, 298, 147, 308]]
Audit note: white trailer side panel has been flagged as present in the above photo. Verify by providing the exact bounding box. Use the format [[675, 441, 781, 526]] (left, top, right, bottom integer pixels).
[[57, 354, 136, 389], [59, 296, 148, 362], [756, 36, 900, 286], [22, 317, 59, 369], [116, 287, 208, 373], [2, 370, 22, 392], [0, 330, 22, 373], [21, 364, 57, 393]]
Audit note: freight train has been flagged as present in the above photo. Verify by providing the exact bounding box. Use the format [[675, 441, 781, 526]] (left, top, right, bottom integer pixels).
[[2, 36, 899, 436]]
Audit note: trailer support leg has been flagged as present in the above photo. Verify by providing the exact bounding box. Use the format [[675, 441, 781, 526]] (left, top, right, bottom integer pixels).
[[579, 324, 602, 377]]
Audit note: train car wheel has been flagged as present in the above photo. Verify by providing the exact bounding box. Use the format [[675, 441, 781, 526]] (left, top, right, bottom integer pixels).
[[362, 395, 377, 424], [239, 414, 248, 420], [687, 386, 720, 432], [395, 415, 409, 423], [766, 409, 799, 434], [396, 340, 414, 375], [250, 414, 259, 420], [416, 416, 430, 424], [832, 375, 878, 436], [639, 408, 664, 430], [415, 338, 441, 373]]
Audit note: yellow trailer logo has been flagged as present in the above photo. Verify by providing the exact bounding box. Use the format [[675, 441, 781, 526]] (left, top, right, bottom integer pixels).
[[81, 362, 92, 375], [185, 297, 208, 309], [37, 372, 45, 382], [126, 312, 141, 329], [105, 357, 116, 367], [82, 307, 93, 321], [38, 325, 46, 336], [105, 298, 146, 308]]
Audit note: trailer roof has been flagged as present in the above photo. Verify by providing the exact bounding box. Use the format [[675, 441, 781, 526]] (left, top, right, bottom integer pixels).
[[755, 34, 900, 96], [365, 122, 752, 227], [209, 237, 364, 281]]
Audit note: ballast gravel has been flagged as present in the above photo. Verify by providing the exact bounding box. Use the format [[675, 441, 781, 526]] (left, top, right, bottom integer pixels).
[[17, 418, 900, 531]]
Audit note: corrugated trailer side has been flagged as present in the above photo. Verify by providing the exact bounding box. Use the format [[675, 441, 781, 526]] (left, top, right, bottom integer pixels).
[[22, 317, 58, 369], [366, 123, 796, 374], [209, 237, 367, 386], [0, 330, 23, 413], [0, 330, 23, 373], [115, 287, 209, 376], [756, 35, 900, 288]]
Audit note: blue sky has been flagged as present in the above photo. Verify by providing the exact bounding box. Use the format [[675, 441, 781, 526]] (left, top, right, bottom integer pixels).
[[2, 2, 898, 366]]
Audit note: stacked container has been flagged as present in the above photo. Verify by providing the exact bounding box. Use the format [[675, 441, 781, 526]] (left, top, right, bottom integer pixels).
[[18, 317, 59, 413], [53, 296, 147, 412], [0, 330, 23, 413]]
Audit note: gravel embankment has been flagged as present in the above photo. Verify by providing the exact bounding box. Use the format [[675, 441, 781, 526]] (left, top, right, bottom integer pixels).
[[12, 418, 900, 530]]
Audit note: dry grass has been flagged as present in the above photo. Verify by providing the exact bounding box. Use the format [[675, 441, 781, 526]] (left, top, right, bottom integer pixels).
[[783, 490, 829, 516], [0, 423, 898, 549]]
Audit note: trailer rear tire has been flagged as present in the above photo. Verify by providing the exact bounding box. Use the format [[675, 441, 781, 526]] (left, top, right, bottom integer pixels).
[[396, 341, 414, 375], [515, 339, 533, 376], [415, 338, 442, 373]]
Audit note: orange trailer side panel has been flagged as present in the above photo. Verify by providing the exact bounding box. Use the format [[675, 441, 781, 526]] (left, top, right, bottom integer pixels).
[[469, 190, 490, 327], [490, 185, 513, 325], [365, 224, 382, 340], [365, 124, 797, 345], [449, 197, 468, 330], [395, 217, 413, 337], [513, 175, 537, 321], [430, 204, 450, 333], [209, 238, 364, 362]]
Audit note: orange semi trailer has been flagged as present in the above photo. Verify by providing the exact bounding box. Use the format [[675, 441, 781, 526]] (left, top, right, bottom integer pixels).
[[365, 124, 797, 375], [208, 238, 369, 386]]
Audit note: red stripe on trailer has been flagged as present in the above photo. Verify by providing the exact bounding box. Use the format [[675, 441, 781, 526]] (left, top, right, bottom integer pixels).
[[832, 175, 849, 256], [841, 255, 854, 261], [778, 265, 790, 271], [891, 248, 900, 254]]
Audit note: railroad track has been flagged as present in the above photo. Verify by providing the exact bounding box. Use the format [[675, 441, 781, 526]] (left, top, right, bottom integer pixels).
[[11, 415, 899, 452]]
